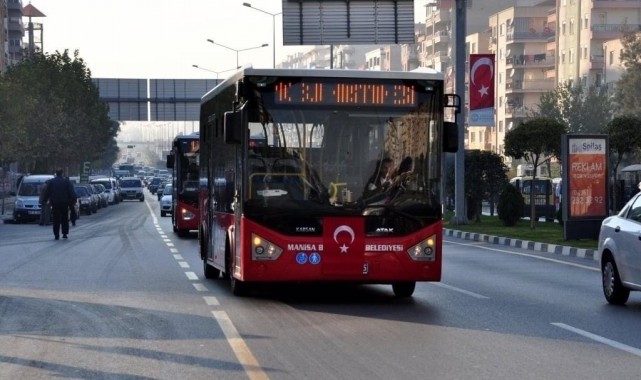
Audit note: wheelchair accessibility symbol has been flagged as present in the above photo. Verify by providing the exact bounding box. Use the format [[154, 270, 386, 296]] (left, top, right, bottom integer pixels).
[[296, 252, 308, 264]]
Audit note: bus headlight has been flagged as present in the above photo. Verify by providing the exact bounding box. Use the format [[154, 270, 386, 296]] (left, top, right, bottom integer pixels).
[[252, 234, 283, 261], [180, 208, 195, 220], [406, 235, 436, 261]]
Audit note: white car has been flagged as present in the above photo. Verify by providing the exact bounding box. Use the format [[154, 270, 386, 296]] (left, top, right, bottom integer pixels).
[[160, 184, 173, 217], [119, 177, 145, 201], [598, 193, 641, 305]]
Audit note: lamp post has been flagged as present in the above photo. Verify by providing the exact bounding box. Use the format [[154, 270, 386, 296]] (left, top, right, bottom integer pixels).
[[242, 2, 282, 68], [192, 64, 237, 81], [206, 39, 268, 68]]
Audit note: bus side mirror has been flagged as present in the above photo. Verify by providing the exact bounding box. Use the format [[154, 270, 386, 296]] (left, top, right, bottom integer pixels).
[[443, 121, 458, 153], [224, 111, 242, 144], [166, 153, 174, 169]]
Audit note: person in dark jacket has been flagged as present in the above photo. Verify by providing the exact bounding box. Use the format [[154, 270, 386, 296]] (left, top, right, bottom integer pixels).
[[43, 169, 77, 240]]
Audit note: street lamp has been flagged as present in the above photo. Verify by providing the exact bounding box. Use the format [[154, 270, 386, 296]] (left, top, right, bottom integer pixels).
[[192, 64, 237, 81], [243, 2, 282, 68], [206, 39, 268, 68]]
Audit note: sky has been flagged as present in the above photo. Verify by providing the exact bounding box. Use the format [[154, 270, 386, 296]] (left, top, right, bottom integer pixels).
[[33, 0, 428, 80]]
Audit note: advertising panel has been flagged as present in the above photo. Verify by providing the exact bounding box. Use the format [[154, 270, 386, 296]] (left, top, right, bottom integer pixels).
[[568, 138, 607, 218], [562, 134, 608, 240]]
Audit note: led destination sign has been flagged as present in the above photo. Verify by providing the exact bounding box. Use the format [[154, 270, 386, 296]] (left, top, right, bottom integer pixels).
[[273, 80, 419, 107]]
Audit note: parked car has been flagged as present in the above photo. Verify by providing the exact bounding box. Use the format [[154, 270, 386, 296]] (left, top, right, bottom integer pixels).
[[11, 174, 54, 223], [598, 192, 641, 305], [119, 177, 145, 201], [93, 183, 109, 208], [74, 185, 97, 215], [87, 184, 103, 210], [90, 177, 120, 204], [160, 184, 173, 217]]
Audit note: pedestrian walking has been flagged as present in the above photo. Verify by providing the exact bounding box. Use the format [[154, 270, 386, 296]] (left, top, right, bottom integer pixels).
[[43, 169, 77, 240]]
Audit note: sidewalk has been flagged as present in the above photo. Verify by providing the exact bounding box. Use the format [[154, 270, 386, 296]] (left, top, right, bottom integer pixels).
[[443, 228, 598, 262]]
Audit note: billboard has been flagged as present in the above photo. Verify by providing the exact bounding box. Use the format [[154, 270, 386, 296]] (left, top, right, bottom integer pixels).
[[282, 0, 415, 45], [561, 135, 609, 240]]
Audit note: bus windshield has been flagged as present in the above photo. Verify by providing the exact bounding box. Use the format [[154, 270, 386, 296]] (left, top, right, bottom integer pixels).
[[244, 94, 443, 230]]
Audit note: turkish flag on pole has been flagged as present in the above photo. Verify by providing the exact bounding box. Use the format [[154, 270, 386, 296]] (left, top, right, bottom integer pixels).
[[469, 54, 495, 111]]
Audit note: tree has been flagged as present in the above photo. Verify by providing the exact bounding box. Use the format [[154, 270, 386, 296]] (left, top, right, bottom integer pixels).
[[504, 118, 566, 228], [532, 82, 612, 133], [603, 115, 641, 211], [0, 50, 117, 173], [464, 150, 509, 222], [614, 31, 641, 117]]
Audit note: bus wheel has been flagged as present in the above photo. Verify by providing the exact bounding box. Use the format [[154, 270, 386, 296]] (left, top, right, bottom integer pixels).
[[392, 282, 416, 298], [203, 259, 220, 279], [231, 276, 251, 297]]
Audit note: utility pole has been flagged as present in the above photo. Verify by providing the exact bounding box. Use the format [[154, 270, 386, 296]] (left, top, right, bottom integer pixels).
[[451, 0, 469, 225]]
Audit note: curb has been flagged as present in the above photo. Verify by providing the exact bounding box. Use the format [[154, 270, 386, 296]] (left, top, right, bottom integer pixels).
[[443, 228, 598, 262]]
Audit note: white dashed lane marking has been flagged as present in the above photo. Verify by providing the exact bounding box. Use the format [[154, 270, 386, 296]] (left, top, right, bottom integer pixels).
[[145, 198, 268, 379]]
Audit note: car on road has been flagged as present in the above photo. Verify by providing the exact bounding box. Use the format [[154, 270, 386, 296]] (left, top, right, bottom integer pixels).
[[598, 192, 641, 305], [160, 184, 173, 217], [90, 177, 120, 204], [11, 174, 54, 223], [119, 177, 145, 201], [93, 183, 109, 208], [74, 185, 98, 215], [148, 177, 163, 194]]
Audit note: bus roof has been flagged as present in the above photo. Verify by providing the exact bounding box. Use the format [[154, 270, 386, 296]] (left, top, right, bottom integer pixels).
[[201, 65, 445, 103]]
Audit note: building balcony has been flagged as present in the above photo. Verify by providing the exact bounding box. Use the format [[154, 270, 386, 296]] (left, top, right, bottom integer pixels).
[[545, 68, 556, 80], [506, 53, 555, 68], [433, 10, 451, 25], [489, 36, 497, 50], [590, 55, 605, 70], [591, 23, 641, 39], [7, 0, 23, 12], [593, 0, 641, 9], [547, 39, 556, 52], [505, 79, 555, 93], [507, 29, 554, 43], [505, 105, 528, 118], [433, 30, 450, 45], [547, 9, 556, 24]]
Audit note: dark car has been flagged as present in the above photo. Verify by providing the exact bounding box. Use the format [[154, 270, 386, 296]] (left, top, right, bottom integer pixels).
[[148, 177, 163, 194], [74, 185, 97, 215]]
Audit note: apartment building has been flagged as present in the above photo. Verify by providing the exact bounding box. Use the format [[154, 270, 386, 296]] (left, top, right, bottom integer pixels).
[[603, 37, 626, 95], [556, 0, 641, 88], [490, 1, 556, 160], [365, 45, 402, 71], [5, 0, 23, 66]]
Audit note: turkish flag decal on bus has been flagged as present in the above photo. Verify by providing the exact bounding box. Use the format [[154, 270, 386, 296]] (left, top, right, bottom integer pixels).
[[323, 217, 365, 255]]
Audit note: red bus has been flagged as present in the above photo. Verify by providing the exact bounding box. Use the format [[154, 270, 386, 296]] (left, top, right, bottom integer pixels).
[[166, 132, 200, 237], [198, 67, 458, 297]]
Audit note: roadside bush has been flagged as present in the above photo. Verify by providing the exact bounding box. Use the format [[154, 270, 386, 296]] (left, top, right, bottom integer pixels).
[[497, 184, 524, 226]]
